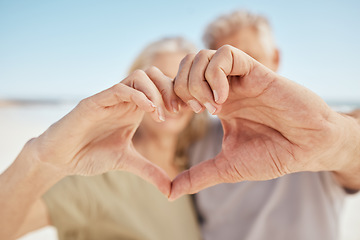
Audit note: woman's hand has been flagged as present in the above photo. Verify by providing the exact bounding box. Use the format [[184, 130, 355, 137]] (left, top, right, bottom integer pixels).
[[0, 69, 178, 239], [29, 69, 174, 195]]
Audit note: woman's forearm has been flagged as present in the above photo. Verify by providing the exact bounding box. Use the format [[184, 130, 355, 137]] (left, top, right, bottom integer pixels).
[[0, 139, 64, 239]]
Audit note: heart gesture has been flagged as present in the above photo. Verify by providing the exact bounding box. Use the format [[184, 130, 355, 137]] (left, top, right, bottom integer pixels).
[[169, 45, 360, 200]]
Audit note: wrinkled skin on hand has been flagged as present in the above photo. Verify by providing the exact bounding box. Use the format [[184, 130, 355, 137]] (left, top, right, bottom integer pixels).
[[26, 46, 359, 200], [170, 45, 352, 200], [30, 69, 173, 196]]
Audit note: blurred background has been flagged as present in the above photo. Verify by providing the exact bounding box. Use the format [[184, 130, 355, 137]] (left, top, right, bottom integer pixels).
[[0, 0, 359, 239]]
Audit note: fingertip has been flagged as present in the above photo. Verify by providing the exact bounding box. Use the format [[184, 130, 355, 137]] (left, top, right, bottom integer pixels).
[[204, 102, 217, 115], [122, 152, 172, 199], [212, 104, 223, 115], [131, 91, 157, 113], [213, 89, 229, 104], [152, 176, 172, 198], [168, 192, 184, 202], [187, 100, 203, 113], [150, 168, 172, 197], [168, 182, 177, 201], [168, 170, 190, 201], [157, 107, 165, 122], [149, 105, 166, 123], [159, 181, 171, 198], [213, 90, 219, 103], [171, 100, 180, 113], [168, 185, 184, 201], [140, 99, 157, 113], [148, 100, 157, 109]]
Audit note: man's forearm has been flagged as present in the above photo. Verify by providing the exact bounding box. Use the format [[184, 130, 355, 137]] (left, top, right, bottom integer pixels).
[[0, 140, 64, 239]]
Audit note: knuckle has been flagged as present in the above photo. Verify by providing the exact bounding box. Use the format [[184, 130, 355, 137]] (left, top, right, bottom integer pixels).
[[180, 53, 196, 66], [112, 83, 125, 94], [193, 50, 207, 64], [145, 66, 160, 76], [132, 69, 147, 79], [110, 84, 125, 102], [188, 83, 202, 96], [204, 66, 217, 80], [113, 82, 123, 90], [78, 98, 88, 107], [78, 97, 96, 110], [219, 44, 233, 52], [131, 90, 146, 101], [174, 81, 187, 95], [197, 49, 210, 58]]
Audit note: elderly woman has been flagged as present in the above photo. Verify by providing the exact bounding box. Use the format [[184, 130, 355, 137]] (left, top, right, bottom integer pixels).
[[2, 37, 205, 240]]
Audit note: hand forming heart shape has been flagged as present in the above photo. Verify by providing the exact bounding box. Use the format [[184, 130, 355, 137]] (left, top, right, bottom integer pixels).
[[31, 70, 174, 197], [169, 46, 359, 200], [30, 45, 359, 200]]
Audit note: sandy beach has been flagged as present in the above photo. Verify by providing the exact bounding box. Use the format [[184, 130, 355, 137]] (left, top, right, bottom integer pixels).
[[1, 103, 359, 240], [0, 103, 74, 240]]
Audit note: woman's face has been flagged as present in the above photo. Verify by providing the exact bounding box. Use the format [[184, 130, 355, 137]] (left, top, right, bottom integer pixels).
[[141, 52, 194, 135]]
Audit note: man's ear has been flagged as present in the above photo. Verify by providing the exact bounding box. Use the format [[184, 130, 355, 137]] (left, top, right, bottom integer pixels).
[[271, 48, 280, 72]]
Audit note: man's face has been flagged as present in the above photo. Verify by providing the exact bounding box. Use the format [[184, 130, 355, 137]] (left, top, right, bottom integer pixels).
[[213, 27, 279, 72]]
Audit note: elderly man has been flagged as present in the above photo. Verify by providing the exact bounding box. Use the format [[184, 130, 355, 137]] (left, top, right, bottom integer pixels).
[[171, 10, 359, 240]]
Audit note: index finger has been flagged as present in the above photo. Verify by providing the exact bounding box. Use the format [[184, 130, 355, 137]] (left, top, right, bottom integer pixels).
[[205, 45, 253, 104], [85, 83, 156, 113]]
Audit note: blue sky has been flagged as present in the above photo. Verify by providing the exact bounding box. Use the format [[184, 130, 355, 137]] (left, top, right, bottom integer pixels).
[[0, 0, 359, 102]]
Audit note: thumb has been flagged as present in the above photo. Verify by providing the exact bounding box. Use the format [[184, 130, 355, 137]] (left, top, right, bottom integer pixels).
[[122, 150, 172, 197], [169, 158, 225, 201]]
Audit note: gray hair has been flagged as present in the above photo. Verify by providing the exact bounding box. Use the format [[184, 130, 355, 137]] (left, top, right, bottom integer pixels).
[[203, 10, 276, 54]]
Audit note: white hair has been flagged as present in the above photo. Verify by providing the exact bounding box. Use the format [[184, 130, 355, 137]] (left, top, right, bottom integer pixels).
[[203, 10, 276, 54]]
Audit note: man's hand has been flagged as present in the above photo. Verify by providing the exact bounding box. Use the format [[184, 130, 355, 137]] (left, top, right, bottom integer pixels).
[[170, 45, 360, 200]]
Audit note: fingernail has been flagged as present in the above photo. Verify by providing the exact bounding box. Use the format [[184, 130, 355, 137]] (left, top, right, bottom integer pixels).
[[204, 102, 217, 115], [187, 100, 202, 113], [157, 108, 165, 122], [171, 100, 179, 113], [213, 90, 219, 103], [149, 100, 157, 108]]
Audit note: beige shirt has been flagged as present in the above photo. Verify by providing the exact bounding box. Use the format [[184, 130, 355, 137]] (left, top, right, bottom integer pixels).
[[43, 171, 201, 240]]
